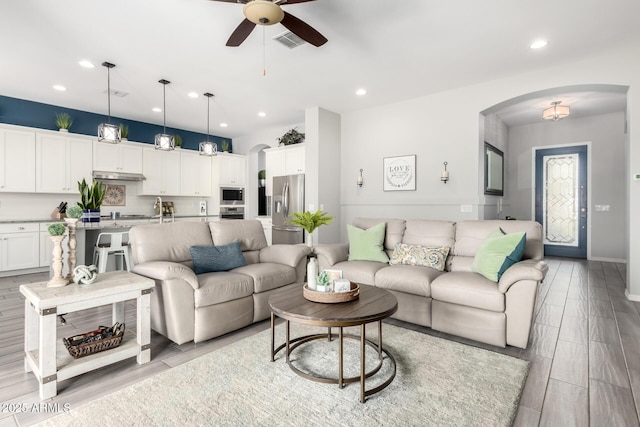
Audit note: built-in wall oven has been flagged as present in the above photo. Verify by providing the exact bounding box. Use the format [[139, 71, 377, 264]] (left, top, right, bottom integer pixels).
[[220, 206, 245, 220], [220, 187, 244, 205]]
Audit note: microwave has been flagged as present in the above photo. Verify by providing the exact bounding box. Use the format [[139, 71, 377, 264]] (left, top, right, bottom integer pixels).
[[220, 187, 244, 205]]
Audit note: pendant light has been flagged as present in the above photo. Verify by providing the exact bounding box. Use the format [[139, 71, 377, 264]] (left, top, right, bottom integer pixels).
[[199, 93, 218, 156], [154, 79, 175, 151], [97, 62, 121, 144]]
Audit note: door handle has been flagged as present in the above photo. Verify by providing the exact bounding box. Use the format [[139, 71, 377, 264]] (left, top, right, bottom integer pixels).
[[283, 182, 289, 218]]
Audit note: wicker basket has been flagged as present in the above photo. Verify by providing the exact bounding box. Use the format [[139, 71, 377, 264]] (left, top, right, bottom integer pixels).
[[303, 282, 360, 303], [63, 325, 125, 359]]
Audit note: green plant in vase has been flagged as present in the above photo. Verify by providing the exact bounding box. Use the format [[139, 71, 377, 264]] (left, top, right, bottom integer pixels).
[[174, 134, 182, 148], [119, 124, 129, 140], [55, 113, 73, 132], [277, 128, 304, 146], [316, 271, 331, 292], [221, 140, 230, 152], [77, 178, 107, 224], [258, 170, 266, 187], [288, 210, 334, 247], [48, 223, 66, 236], [66, 205, 83, 219]]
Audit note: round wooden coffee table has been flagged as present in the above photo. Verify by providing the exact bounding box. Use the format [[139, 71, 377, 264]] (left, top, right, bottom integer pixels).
[[268, 284, 398, 403]]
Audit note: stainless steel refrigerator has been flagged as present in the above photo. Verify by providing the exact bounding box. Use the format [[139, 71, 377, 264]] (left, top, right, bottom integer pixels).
[[272, 174, 305, 244]]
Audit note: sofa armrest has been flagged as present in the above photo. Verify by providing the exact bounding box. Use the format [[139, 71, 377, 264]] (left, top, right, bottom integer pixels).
[[498, 260, 548, 293], [313, 243, 349, 268], [132, 261, 200, 290], [259, 244, 311, 268]]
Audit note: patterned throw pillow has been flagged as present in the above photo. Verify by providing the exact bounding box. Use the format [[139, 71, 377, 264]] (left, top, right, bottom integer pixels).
[[389, 243, 450, 271]]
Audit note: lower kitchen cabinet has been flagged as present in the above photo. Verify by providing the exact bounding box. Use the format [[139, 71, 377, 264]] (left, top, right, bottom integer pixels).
[[0, 223, 40, 271]]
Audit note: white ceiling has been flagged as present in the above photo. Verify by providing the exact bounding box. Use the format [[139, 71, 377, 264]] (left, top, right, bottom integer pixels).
[[1, 0, 638, 138]]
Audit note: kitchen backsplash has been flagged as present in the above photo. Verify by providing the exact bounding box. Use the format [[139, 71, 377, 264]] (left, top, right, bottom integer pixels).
[[0, 181, 216, 220]]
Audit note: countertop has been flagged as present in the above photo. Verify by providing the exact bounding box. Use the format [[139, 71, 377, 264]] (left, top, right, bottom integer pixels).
[[0, 214, 220, 225]]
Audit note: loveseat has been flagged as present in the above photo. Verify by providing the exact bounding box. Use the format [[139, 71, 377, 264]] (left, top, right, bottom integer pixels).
[[129, 220, 310, 344], [313, 218, 548, 349]]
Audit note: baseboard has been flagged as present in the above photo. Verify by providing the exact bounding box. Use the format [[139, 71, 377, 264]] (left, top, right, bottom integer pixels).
[[0, 266, 48, 278], [625, 290, 640, 302], [588, 257, 627, 263]]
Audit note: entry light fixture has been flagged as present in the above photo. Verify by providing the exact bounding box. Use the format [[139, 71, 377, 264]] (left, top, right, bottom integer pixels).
[[199, 93, 218, 156], [357, 169, 363, 187], [98, 62, 121, 144], [543, 101, 570, 121], [441, 162, 449, 184], [154, 79, 175, 151]]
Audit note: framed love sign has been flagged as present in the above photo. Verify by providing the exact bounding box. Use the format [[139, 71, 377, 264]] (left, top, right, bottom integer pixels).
[[383, 155, 416, 191]]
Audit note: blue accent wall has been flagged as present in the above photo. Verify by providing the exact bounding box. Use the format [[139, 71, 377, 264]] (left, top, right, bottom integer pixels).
[[0, 95, 231, 152]]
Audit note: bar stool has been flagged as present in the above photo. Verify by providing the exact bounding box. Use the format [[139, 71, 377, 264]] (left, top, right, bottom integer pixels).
[[93, 232, 132, 273]]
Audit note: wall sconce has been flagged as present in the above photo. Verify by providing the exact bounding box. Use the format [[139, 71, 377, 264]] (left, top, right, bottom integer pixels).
[[441, 162, 449, 184], [357, 169, 363, 187]]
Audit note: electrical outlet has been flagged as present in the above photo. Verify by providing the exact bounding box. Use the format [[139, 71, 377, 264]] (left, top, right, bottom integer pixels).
[[595, 205, 610, 212]]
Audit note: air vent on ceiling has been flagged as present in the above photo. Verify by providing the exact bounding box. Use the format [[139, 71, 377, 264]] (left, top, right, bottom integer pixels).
[[273, 31, 306, 49], [103, 89, 128, 98]]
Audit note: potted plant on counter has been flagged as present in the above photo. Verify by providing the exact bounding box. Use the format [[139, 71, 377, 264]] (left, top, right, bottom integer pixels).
[[55, 113, 73, 132], [288, 210, 334, 248], [258, 170, 266, 187], [119, 124, 129, 141], [77, 178, 107, 225]]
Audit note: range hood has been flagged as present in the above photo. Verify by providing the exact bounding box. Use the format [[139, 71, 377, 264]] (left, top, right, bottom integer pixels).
[[92, 170, 146, 181]]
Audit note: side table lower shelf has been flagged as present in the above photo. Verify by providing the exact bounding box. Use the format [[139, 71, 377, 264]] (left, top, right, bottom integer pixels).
[[25, 330, 140, 384]]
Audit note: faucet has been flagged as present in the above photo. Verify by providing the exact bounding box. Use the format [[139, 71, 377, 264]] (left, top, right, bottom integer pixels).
[[154, 196, 163, 224]]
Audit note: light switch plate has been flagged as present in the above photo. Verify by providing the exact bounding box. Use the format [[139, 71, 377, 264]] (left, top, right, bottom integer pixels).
[[460, 204, 473, 213], [595, 205, 610, 212]]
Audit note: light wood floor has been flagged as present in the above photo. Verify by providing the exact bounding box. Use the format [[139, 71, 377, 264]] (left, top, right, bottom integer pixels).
[[0, 258, 638, 426]]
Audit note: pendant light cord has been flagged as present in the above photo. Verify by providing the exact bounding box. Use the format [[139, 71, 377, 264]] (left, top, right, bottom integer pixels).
[[163, 84, 167, 134], [206, 96, 210, 142], [107, 66, 111, 123], [263, 26, 266, 76]]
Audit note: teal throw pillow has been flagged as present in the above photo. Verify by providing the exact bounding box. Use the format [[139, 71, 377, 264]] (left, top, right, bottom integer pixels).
[[189, 241, 247, 274], [471, 229, 526, 282], [347, 223, 389, 263]]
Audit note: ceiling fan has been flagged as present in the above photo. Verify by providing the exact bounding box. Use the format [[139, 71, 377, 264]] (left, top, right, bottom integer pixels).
[[210, 0, 328, 47]]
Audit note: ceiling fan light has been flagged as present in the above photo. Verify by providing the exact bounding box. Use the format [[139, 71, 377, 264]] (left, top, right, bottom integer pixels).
[[243, 0, 284, 26], [543, 101, 570, 121]]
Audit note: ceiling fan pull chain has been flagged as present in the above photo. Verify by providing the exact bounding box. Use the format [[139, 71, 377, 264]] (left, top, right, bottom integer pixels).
[[263, 26, 267, 76]]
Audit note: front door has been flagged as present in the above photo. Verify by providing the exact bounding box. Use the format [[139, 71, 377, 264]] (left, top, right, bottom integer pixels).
[[534, 145, 588, 258]]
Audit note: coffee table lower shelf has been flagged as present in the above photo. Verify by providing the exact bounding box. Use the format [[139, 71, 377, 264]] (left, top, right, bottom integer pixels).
[[270, 316, 396, 403]]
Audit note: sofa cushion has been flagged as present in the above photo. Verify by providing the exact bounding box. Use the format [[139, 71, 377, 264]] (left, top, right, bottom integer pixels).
[[352, 218, 406, 253], [332, 260, 387, 286], [375, 265, 446, 297], [189, 241, 247, 274], [130, 221, 213, 264], [454, 220, 542, 260], [471, 230, 526, 282], [209, 220, 268, 252], [431, 272, 504, 312], [389, 243, 450, 271], [232, 263, 297, 293], [347, 223, 389, 263], [194, 271, 254, 308], [403, 220, 456, 249]]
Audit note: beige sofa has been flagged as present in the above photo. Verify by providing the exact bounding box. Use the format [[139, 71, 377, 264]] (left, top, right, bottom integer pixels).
[[129, 220, 310, 344], [314, 218, 548, 349]]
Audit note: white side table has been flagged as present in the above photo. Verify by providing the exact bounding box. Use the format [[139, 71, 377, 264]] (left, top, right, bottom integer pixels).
[[20, 270, 155, 400]]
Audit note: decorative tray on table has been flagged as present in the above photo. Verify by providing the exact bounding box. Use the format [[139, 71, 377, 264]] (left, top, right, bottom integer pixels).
[[303, 282, 360, 304]]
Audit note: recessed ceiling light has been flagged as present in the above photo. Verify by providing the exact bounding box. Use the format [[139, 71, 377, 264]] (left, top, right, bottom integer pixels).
[[258, 112, 266, 117], [152, 107, 162, 113], [188, 92, 198, 98], [220, 123, 228, 128], [79, 60, 95, 68], [530, 40, 548, 49], [53, 85, 67, 91], [356, 88, 367, 96]]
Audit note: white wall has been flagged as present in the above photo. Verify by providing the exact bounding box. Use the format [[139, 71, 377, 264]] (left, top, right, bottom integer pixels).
[[482, 114, 509, 219], [507, 112, 626, 261], [338, 42, 640, 297]]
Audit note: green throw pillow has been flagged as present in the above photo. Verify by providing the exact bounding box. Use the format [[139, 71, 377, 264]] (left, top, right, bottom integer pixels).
[[471, 229, 526, 282], [347, 223, 389, 263]]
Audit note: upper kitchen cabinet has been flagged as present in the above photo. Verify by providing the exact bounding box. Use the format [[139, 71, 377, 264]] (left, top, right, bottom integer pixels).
[[264, 145, 305, 196], [36, 134, 92, 194], [180, 151, 212, 197], [214, 153, 246, 188], [141, 147, 181, 196], [0, 128, 36, 193], [93, 141, 143, 174]]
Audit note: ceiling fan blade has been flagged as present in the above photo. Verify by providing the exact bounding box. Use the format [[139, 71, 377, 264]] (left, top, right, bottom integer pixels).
[[281, 11, 327, 47], [280, 0, 319, 4], [226, 18, 256, 47], [208, 0, 241, 3]]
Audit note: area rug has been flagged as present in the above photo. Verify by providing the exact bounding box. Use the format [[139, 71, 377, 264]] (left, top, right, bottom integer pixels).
[[40, 324, 528, 427]]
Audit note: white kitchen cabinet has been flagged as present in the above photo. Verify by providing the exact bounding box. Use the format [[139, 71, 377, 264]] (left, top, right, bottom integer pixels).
[[0, 128, 36, 193], [0, 223, 40, 272], [256, 217, 272, 245], [264, 145, 305, 196], [141, 148, 181, 196], [180, 151, 212, 197], [36, 134, 93, 193], [93, 141, 143, 174], [215, 153, 247, 187]]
